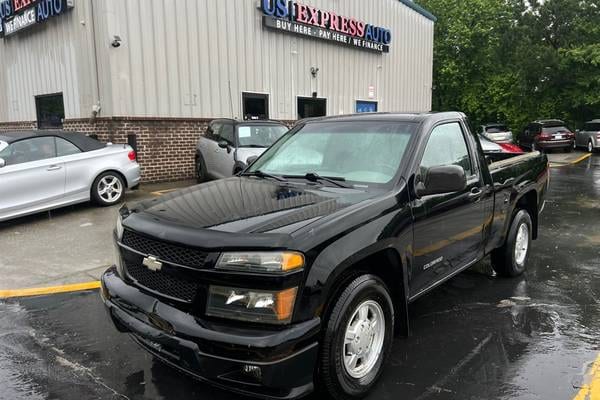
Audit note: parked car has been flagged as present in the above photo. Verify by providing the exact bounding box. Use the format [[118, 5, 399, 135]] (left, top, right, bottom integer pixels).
[[574, 120, 600, 153], [102, 112, 548, 400], [480, 123, 513, 143], [517, 120, 575, 152], [195, 119, 288, 181], [479, 134, 524, 156], [0, 131, 140, 222]]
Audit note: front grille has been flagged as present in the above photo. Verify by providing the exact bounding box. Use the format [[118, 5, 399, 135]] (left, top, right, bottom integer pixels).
[[125, 261, 199, 302], [122, 230, 208, 268]]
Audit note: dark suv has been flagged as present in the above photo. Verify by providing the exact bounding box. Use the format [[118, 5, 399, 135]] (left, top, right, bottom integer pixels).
[[517, 120, 574, 152]]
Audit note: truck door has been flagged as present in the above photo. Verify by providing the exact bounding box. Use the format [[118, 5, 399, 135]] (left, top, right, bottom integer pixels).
[[410, 121, 487, 297]]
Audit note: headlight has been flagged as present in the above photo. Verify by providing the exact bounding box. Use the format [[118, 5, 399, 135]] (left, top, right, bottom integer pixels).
[[115, 213, 124, 240], [206, 285, 297, 324], [216, 251, 304, 273]]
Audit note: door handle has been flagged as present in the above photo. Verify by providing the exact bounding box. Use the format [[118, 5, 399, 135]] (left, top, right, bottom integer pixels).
[[469, 187, 482, 198], [46, 165, 62, 171]]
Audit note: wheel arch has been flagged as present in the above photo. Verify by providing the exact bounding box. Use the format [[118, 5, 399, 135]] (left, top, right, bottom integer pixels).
[[514, 189, 538, 240], [91, 169, 128, 195], [317, 247, 410, 337]]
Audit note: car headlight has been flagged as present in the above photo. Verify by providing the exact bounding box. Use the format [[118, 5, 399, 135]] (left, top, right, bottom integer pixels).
[[215, 251, 304, 273], [206, 285, 297, 324], [115, 213, 124, 241]]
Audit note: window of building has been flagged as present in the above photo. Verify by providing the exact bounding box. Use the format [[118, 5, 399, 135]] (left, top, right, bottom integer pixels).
[[35, 93, 65, 129], [356, 101, 378, 113], [242, 92, 269, 120], [298, 97, 327, 119]]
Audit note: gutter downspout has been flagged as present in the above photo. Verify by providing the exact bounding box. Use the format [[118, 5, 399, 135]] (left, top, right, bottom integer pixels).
[[89, 0, 101, 122]]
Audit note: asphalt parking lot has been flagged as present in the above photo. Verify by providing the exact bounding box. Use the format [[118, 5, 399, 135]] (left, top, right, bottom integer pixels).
[[1, 151, 599, 400]]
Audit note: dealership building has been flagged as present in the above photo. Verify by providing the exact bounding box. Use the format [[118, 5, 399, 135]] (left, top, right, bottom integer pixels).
[[0, 0, 435, 182]]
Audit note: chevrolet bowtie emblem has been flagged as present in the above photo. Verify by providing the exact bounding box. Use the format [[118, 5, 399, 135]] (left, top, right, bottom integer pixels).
[[142, 256, 163, 272]]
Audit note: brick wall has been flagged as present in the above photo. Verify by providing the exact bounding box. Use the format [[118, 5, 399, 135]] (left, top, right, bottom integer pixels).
[[0, 117, 296, 183]]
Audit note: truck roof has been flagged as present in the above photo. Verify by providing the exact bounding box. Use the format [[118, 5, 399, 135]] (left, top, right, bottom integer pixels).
[[298, 111, 465, 124]]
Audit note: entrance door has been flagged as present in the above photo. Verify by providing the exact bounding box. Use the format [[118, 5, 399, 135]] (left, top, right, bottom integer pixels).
[[298, 97, 327, 119]]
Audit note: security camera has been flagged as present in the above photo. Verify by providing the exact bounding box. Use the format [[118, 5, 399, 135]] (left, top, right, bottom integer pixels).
[[310, 67, 319, 78], [111, 35, 122, 48]]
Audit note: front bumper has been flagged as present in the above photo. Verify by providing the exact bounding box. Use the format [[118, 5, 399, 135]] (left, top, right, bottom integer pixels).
[[101, 267, 319, 399]]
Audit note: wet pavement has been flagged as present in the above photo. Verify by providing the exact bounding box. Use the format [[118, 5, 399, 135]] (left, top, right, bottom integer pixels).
[[1, 156, 600, 400]]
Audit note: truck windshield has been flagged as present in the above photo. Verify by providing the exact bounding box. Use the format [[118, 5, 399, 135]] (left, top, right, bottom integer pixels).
[[248, 121, 416, 186], [237, 125, 288, 148]]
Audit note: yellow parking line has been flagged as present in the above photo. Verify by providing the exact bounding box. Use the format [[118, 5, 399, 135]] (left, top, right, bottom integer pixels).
[[573, 354, 600, 400], [150, 188, 178, 196], [551, 153, 592, 168], [0, 281, 101, 299]]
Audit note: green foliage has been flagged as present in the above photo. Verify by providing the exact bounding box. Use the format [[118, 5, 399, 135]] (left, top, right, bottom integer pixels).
[[418, 0, 600, 131]]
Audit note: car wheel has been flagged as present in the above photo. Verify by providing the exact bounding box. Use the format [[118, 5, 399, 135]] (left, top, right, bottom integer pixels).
[[491, 209, 532, 277], [531, 142, 537, 152], [589, 140, 594, 153], [319, 274, 394, 400], [196, 156, 208, 183], [92, 172, 125, 206], [573, 140, 578, 150]]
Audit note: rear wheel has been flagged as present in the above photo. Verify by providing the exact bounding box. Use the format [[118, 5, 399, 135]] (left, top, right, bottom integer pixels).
[[92, 172, 125, 206], [491, 209, 532, 277], [319, 275, 394, 400]]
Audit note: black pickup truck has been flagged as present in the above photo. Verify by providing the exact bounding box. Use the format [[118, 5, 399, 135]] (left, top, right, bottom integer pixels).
[[101, 112, 549, 400]]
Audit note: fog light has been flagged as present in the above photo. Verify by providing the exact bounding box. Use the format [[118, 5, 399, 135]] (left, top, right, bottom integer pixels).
[[242, 365, 262, 382]]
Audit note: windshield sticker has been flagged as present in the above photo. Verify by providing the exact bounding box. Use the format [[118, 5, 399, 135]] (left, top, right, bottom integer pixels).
[[238, 127, 251, 138]]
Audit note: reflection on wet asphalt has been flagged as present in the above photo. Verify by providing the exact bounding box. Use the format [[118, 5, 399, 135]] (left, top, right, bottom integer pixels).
[[1, 156, 599, 400]]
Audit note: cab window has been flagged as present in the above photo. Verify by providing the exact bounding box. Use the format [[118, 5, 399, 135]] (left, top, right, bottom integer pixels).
[[421, 122, 473, 177]]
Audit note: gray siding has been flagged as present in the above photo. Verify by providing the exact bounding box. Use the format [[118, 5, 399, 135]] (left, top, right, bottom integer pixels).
[[0, 0, 434, 122]]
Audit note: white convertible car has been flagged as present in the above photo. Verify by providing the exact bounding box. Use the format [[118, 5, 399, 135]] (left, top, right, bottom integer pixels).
[[0, 131, 141, 222]]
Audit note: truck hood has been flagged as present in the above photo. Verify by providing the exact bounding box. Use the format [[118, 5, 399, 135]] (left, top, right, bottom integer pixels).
[[123, 177, 378, 248]]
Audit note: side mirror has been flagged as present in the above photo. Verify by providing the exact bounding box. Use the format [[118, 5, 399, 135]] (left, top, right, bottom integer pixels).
[[246, 155, 258, 166], [218, 140, 230, 149], [0, 158, 5, 168], [416, 165, 467, 197]]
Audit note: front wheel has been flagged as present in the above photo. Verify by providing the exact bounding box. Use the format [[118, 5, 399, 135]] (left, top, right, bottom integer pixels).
[[589, 140, 594, 153], [92, 172, 125, 206], [491, 209, 533, 277], [319, 275, 394, 400]]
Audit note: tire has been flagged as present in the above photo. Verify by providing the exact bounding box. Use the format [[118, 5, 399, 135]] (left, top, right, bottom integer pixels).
[[589, 140, 594, 153], [531, 142, 537, 152], [196, 155, 208, 183], [92, 172, 125, 206], [491, 209, 532, 277], [319, 274, 394, 400]]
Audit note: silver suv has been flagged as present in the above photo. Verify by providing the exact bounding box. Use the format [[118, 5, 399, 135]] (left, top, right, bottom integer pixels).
[[574, 120, 600, 153], [195, 119, 288, 181]]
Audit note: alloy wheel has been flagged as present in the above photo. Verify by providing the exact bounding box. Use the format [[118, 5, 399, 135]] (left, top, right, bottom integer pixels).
[[98, 176, 123, 203], [343, 300, 385, 379], [514, 223, 529, 266]]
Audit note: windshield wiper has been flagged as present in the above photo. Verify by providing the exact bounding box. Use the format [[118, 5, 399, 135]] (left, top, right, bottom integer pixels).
[[241, 170, 287, 182], [284, 172, 352, 188]]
